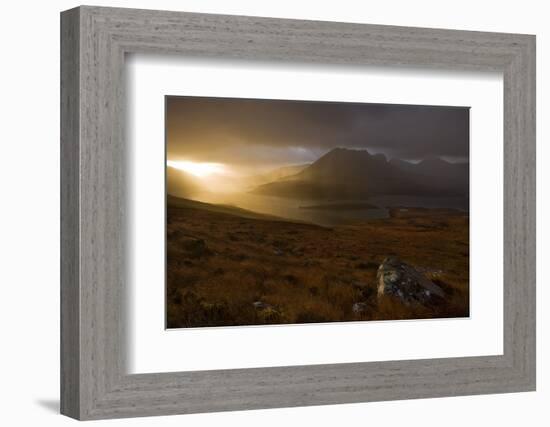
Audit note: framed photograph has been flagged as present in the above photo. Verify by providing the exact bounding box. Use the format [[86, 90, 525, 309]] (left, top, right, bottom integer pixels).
[[164, 96, 471, 328], [61, 6, 536, 420]]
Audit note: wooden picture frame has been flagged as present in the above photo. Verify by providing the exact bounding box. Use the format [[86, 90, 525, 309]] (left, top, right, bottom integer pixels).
[[60, 5, 536, 420]]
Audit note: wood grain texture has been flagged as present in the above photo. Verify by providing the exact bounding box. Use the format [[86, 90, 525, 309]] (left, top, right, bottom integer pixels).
[[60, 5, 536, 420], [60, 7, 80, 419]]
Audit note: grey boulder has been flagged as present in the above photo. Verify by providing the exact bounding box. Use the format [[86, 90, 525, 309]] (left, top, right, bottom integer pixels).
[[376, 257, 445, 305]]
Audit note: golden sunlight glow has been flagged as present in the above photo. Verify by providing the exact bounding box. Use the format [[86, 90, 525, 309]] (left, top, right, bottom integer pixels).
[[167, 160, 226, 178]]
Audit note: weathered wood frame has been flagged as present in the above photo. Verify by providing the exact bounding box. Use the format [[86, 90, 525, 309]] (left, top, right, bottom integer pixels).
[[60, 5, 536, 420]]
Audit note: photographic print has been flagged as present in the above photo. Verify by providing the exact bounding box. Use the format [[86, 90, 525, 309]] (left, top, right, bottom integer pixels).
[[165, 96, 469, 328]]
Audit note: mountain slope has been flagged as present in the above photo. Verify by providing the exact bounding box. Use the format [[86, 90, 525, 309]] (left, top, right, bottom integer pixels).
[[252, 148, 468, 200], [167, 195, 313, 224], [259, 163, 310, 183]]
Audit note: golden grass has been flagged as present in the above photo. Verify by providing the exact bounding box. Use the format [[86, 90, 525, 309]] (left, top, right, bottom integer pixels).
[[166, 205, 469, 328]]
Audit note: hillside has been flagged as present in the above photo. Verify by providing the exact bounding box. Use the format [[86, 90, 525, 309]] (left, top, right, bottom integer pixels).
[[167, 195, 290, 222], [252, 148, 468, 200], [252, 163, 310, 185]]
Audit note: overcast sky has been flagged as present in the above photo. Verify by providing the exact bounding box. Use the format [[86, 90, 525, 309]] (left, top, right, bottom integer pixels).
[[166, 96, 469, 168]]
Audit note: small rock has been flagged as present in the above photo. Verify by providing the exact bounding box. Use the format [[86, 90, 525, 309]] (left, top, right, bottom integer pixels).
[[252, 301, 272, 310], [352, 302, 369, 314], [376, 257, 444, 305]]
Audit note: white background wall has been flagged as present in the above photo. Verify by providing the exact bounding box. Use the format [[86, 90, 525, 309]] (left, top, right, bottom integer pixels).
[[0, 0, 546, 425]]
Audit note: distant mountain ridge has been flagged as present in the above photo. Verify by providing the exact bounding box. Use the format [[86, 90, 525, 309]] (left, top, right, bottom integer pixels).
[[390, 155, 468, 194], [252, 148, 468, 200], [250, 163, 310, 187]]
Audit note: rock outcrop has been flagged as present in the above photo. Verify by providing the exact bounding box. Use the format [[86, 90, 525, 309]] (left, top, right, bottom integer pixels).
[[376, 257, 444, 305]]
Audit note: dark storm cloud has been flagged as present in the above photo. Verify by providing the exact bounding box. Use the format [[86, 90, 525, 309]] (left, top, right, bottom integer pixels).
[[166, 96, 469, 165]]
